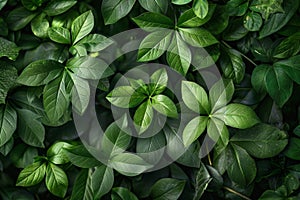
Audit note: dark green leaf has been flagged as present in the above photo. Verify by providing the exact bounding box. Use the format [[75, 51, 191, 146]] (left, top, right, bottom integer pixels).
[[0, 37, 20, 61], [0, 63, 18, 104], [0, 104, 17, 147], [274, 55, 300, 84], [243, 12, 263, 31], [193, 163, 211, 200], [111, 187, 138, 200], [69, 169, 93, 200], [7, 7, 38, 31], [273, 33, 300, 59], [150, 178, 186, 200], [251, 64, 270, 94], [132, 12, 174, 31], [44, 0, 77, 16], [250, 0, 284, 20], [71, 10, 94, 44], [222, 18, 248, 41], [285, 137, 300, 160]]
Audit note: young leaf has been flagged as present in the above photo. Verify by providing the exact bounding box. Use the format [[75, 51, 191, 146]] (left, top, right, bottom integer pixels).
[[48, 27, 71, 44], [45, 163, 68, 198], [167, 32, 191, 76], [150, 178, 186, 200], [111, 187, 139, 200], [0, 104, 17, 147], [43, 72, 70, 122], [132, 12, 174, 31], [227, 144, 257, 187], [152, 95, 178, 118], [182, 81, 210, 114], [47, 142, 72, 165], [44, 0, 77, 16], [182, 116, 208, 147], [92, 166, 114, 199], [265, 66, 293, 107], [138, 0, 168, 14], [17, 109, 45, 148], [179, 28, 218, 48], [192, 0, 209, 19], [134, 100, 153, 134], [16, 161, 46, 187], [213, 103, 260, 129], [0, 37, 20, 61], [70, 169, 93, 200], [71, 10, 94, 44], [17, 60, 64, 86], [101, 0, 136, 25], [138, 30, 173, 62], [231, 123, 288, 158]]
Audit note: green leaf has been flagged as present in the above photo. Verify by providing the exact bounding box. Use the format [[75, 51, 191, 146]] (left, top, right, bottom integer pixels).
[[227, 144, 257, 187], [226, 0, 248, 16], [43, 72, 70, 122], [243, 12, 263, 31], [192, 0, 209, 19], [92, 166, 114, 199], [71, 10, 94, 44], [76, 34, 114, 52], [134, 100, 153, 134], [231, 124, 288, 158], [150, 178, 186, 200], [48, 27, 71, 44], [167, 32, 191, 76], [273, 33, 300, 59], [209, 79, 234, 113], [69, 169, 93, 200], [274, 55, 300, 84], [251, 64, 269, 94], [182, 81, 210, 114], [17, 109, 45, 148], [0, 137, 13, 156], [45, 163, 68, 198], [21, 0, 38, 11], [172, 0, 192, 5], [179, 28, 218, 48], [0, 0, 7, 11], [213, 103, 260, 129], [205, 5, 229, 35], [149, 68, 168, 94], [265, 66, 293, 107], [44, 0, 77, 16], [137, 30, 173, 62], [0, 104, 17, 147], [152, 95, 178, 118], [109, 153, 152, 176], [0, 37, 20, 61], [0, 17, 8, 37], [220, 48, 245, 84], [101, 0, 136, 25], [132, 12, 174, 31], [47, 141, 72, 165], [285, 137, 300, 160], [182, 116, 208, 147], [7, 7, 38, 31], [64, 145, 101, 168], [69, 73, 90, 115], [17, 60, 64, 86], [16, 161, 46, 187], [0, 62, 18, 104], [10, 144, 38, 168], [250, 0, 284, 20], [67, 56, 112, 80], [31, 13, 49, 39], [259, 0, 299, 39], [138, 0, 168, 14], [193, 163, 211, 200], [107, 86, 147, 108], [222, 18, 248, 41], [111, 187, 139, 200]]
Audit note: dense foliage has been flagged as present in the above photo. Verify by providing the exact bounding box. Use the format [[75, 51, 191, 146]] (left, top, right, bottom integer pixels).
[[0, 0, 300, 199]]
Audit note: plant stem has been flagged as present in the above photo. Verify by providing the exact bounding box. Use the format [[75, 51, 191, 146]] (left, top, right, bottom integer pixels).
[[223, 186, 252, 200]]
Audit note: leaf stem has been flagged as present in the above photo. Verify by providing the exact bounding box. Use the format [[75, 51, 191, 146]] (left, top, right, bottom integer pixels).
[[223, 186, 252, 200], [221, 41, 258, 67]]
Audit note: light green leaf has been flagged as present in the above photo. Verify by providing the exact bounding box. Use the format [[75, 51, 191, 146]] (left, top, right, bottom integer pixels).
[[134, 100, 153, 134], [0, 0, 7, 11], [101, 0, 136, 25], [17, 60, 64, 86], [0, 37, 20, 61], [44, 0, 77, 16], [16, 161, 46, 187], [17, 109, 45, 148], [149, 68, 168, 94], [152, 95, 178, 118], [71, 10, 94, 44], [193, 163, 211, 200], [182, 81, 210, 114], [182, 116, 208, 147], [179, 28, 218, 47], [231, 123, 288, 158], [70, 169, 93, 200], [92, 166, 114, 199], [43, 72, 70, 122], [76, 34, 114, 52], [227, 144, 257, 187], [213, 103, 260, 129], [0, 104, 17, 147], [172, 0, 192, 5], [47, 141, 72, 165], [193, 0, 209, 19], [132, 12, 174, 31], [167, 32, 191, 76], [31, 13, 49, 38], [138, 0, 168, 14], [48, 27, 71, 44], [45, 163, 68, 198], [265, 66, 293, 107], [138, 30, 173, 62], [209, 79, 234, 113], [150, 178, 186, 200]]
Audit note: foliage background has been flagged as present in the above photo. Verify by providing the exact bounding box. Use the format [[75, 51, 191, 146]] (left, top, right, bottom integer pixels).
[[0, 0, 300, 199]]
